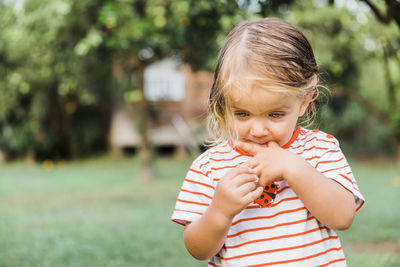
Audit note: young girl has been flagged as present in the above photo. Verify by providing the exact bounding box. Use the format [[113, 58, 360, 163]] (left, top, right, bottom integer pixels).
[[171, 18, 364, 266]]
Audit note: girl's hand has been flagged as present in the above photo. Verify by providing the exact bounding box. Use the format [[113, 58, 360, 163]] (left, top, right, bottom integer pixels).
[[236, 141, 299, 187], [211, 165, 263, 219]]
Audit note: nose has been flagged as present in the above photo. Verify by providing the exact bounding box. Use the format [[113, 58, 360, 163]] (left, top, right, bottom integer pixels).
[[250, 119, 269, 138]]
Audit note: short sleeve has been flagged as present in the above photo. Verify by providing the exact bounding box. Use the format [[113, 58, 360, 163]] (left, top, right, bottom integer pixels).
[[314, 137, 365, 212], [171, 157, 215, 225]]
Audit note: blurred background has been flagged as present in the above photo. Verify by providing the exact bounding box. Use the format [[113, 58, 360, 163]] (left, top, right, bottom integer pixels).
[[0, 0, 399, 266]]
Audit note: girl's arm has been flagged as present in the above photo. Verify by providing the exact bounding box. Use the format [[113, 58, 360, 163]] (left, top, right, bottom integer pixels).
[[184, 165, 263, 260], [237, 141, 356, 231]]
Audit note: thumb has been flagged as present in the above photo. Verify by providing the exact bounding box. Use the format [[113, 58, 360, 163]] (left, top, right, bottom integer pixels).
[[267, 141, 280, 148], [236, 141, 263, 155]]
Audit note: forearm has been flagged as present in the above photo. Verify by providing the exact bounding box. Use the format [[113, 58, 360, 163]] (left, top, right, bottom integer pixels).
[[184, 204, 233, 260], [285, 157, 356, 230]]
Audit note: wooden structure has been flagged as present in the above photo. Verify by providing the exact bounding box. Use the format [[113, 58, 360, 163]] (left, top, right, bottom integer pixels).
[[109, 59, 212, 155]]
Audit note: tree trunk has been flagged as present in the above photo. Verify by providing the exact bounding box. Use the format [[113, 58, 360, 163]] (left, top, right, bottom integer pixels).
[[382, 42, 396, 109], [138, 62, 156, 181]]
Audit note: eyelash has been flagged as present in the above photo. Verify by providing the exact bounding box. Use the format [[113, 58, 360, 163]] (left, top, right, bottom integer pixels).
[[234, 112, 249, 118], [269, 113, 284, 118], [233, 112, 284, 118]]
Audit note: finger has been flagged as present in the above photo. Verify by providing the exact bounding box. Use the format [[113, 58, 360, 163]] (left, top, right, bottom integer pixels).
[[234, 173, 259, 186], [267, 141, 280, 148], [242, 161, 256, 171], [245, 157, 261, 170], [224, 164, 253, 180], [238, 180, 257, 195], [244, 186, 264, 203], [236, 141, 264, 156]]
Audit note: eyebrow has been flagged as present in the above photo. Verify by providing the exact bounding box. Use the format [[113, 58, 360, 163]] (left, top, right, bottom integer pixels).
[[230, 104, 291, 111]]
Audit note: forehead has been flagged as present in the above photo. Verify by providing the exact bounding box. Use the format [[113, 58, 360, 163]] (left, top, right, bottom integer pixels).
[[228, 85, 301, 112]]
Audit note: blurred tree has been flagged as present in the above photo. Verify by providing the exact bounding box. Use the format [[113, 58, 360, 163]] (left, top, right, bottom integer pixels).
[[1, 0, 398, 170], [288, 0, 400, 164], [0, 0, 249, 179], [92, 0, 246, 179], [0, 1, 113, 161], [359, 0, 400, 27], [358, 0, 400, 164]]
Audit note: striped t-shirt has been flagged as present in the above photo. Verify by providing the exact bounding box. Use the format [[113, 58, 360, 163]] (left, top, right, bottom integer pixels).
[[171, 127, 364, 266]]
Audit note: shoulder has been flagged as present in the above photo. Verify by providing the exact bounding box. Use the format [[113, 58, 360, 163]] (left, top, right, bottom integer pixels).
[[191, 141, 235, 168], [297, 128, 339, 146], [289, 128, 341, 155]]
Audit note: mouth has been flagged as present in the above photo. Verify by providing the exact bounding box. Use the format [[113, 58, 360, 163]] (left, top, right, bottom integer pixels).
[[244, 138, 270, 146]]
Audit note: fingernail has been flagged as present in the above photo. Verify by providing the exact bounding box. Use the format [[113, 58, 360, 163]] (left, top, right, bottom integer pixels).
[[254, 175, 259, 182]]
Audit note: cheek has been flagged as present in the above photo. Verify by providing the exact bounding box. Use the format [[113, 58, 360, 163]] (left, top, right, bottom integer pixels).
[[231, 120, 248, 136], [273, 122, 297, 143]]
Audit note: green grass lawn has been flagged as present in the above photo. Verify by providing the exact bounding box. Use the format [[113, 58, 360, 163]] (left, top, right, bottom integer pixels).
[[0, 155, 399, 267]]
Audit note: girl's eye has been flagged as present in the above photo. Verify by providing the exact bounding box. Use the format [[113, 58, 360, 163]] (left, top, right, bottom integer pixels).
[[234, 111, 249, 118], [269, 113, 284, 118]]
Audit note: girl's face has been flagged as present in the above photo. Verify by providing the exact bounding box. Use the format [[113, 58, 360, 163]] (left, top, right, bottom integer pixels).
[[228, 86, 310, 147]]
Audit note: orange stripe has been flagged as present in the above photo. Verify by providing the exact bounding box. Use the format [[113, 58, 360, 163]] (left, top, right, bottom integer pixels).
[[177, 198, 209, 206], [292, 136, 337, 150], [317, 257, 346, 266], [197, 143, 231, 161], [231, 207, 307, 226], [181, 189, 213, 199], [210, 154, 244, 162], [321, 165, 349, 174], [210, 150, 232, 154], [189, 168, 209, 177], [297, 146, 328, 153], [355, 201, 364, 212], [245, 197, 299, 209], [208, 262, 221, 267], [320, 149, 341, 156], [339, 174, 354, 184], [173, 209, 203, 215], [223, 235, 339, 261], [276, 186, 289, 194], [316, 138, 337, 145], [339, 174, 361, 194], [225, 226, 326, 249], [305, 150, 341, 161], [197, 151, 211, 161], [270, 196, 299, 207], [306, 155, 321, 161], [247, 247, 343, 266], [184, 178, 215, 189], [297, 132, 314, 142], [199, 161, 210, 169], [226, 216, 314, 238], [291, 137, 318, 149], [314, 157, 344, 168], [211, 164, 240, 171]]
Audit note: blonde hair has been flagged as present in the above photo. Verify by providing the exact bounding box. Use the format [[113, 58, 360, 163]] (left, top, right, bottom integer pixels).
[[207, 18, 322, 146]]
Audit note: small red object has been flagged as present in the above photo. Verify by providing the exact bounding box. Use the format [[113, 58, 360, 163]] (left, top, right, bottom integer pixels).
[[254, 182, 278, 207]]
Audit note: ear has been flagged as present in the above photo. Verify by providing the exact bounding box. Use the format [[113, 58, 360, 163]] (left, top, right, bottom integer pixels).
[[298, 93, 314, 117]]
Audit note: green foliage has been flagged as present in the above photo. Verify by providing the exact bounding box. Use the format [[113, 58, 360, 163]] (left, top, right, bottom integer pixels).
[[286, 1, 400, 156], [0, 0, 113, 159], [1, 0, 399, 159], [0, 0, 247, 160]]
